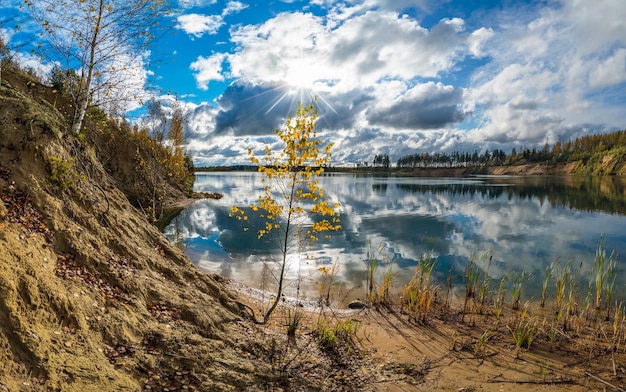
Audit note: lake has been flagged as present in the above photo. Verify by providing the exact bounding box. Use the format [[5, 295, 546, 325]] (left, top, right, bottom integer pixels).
[[164, 172, 626, 305]]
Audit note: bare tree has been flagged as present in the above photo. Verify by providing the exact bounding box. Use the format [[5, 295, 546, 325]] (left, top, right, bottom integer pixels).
[[0, 37, 10, 83], [24, 0, 173, 133], [0, 10, 23, 83]]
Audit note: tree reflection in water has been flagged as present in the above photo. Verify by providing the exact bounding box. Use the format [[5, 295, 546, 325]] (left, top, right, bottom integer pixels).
[[164, 173, 626, 303]]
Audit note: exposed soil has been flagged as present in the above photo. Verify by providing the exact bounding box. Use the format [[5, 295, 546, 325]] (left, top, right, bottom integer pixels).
[[226, 279, 626, 392], [487, 162, 580, 176], [2, 65, 625, 392], [389, 162, 580, 177], [0, 68, 286, 391]]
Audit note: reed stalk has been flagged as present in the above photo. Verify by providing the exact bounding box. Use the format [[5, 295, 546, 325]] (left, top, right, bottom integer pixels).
[[464, 252, 481, 314], [553, 259, 571, 313], [317, 259, 340, 306], [365, 240, 385, 306], [508, 305, 537, 358], [377, 265, 396, 307], [593, 239, 617, 311], [403, 252, 438, 323], [494, 274, 508, 321], [541, 261, 554, 308], [605, 254, 618, 320], [478, 252, 492, 314], [474, 328, 494, 355], [511, 271, 529, 310]]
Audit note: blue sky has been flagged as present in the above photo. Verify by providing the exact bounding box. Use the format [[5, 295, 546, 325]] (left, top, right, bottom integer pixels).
[[3, 0, 626, 166]]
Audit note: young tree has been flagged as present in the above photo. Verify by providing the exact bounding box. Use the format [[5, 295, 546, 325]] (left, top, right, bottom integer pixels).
[[0, 9, 25, 84], [24, 0, 173, 133], [0, 37, 11, 83], [231, 101, 341, 324], [167, 99, 192, 189], [168, 100, 185, 156], [143, 97, 168, 143]]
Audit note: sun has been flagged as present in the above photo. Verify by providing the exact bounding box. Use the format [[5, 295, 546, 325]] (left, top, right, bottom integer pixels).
[[262, 46, 338, 115], [282, 57, 320, 90]]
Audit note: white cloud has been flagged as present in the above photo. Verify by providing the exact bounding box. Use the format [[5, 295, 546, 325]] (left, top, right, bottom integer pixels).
[[467, 27, 493, 57], [223, 1, 248, 15], [463, 0, 626, 146], [177, 0, 626, 166], [563, 0, 626, 56], [176, 2, 247, 38], [176, 13, 224, 37], [190, 53, 227, 89], [366, 82, 467, 129], [221, 9, 490, 88], [179, 0, 218, 9], [589, 49, 626, 90]]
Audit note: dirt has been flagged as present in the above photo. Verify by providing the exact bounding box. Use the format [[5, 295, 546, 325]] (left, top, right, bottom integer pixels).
[[225, 278, 626, 392], [0, 68, 278, 391], [487, 162, 579, 176], [1, 65, 625, 392]]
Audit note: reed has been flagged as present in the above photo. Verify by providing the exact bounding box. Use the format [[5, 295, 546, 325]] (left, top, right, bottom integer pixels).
[[510, 271, 529, 310], [604, 253, 618, 320], [547, 319, 558, 344], [494, 274, 508, 321], [613, 302, 623, 340], [377, 265, 396, 307], [478, 252, 492, 314], [611, 303, 624, 377], [365, 240, 385, 306], [464, 252, 481, 312], [474, 328, 494, 356], [316, 316, 359, 352], [403, 252, 438, 323], [508, 305, 537, 358], [553, 259, 571, 312], [593, 239, 617, 311], [566, 270, 578, 317], [540, 261, 554, 308]]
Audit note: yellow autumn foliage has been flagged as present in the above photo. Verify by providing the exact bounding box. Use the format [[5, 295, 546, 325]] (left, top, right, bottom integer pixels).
[[229, 100, 341, 324]]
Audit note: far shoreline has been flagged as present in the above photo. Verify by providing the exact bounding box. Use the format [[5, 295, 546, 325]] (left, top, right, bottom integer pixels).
[[193, 161, 592, 177]]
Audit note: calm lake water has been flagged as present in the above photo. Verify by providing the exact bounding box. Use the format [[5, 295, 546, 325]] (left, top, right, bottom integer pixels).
[[164, 172, 626, 304]]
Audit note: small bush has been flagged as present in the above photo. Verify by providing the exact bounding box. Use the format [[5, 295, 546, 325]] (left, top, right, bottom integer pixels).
[[316, 317, 358, 352], [284, 310, 304, 337], [49, 156, 79, 190]]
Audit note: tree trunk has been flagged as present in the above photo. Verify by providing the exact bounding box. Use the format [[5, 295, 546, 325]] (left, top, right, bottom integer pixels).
[[71, 0, 105, 134], [261, 177, 297, 324]]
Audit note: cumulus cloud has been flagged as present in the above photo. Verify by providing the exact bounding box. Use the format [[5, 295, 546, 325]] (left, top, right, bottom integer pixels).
[[182, 3, 492, 164], [213, 82, 293, 136], [176, 1, 246, 38], [462, 0, 626, 147], [204, 8, 490, 88], [189, 54, 227, 89], [588, 49, 626, 90], [176, 0, 626, 166], [366, 82, 467, 129], [223, 1, 248, 15], [176, 13, 224, 37], [179, 0, 218, 9]]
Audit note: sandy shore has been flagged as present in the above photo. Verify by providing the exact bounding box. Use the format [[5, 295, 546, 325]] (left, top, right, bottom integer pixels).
[[222, 276, 626, 391]]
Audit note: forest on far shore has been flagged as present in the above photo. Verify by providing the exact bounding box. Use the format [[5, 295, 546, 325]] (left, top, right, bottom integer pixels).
[[197, 129, 626, 176], [390, 129, 626, 170]]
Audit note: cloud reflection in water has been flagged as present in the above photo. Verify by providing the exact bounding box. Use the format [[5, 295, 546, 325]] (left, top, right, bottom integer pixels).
[[164, 173, 626, 302]]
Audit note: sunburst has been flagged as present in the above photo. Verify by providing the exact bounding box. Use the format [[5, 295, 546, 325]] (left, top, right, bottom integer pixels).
[[263, 45, 338, 116]]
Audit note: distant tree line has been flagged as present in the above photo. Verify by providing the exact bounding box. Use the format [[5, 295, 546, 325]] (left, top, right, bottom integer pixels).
[[395, 130, 626, 168], [373, 154, 391, 168], [396, 149, 507, 168]]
